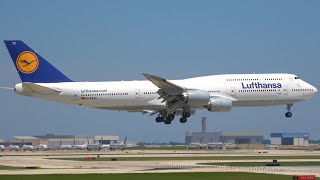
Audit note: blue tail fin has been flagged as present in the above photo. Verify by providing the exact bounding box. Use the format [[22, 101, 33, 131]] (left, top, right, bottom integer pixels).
[[4, 40, 73, 83]]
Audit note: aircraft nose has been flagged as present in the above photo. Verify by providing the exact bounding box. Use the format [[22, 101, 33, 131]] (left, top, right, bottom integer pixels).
[[314, 87, 318, 94]]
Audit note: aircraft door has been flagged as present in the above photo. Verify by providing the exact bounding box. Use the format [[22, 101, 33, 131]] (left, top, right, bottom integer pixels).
[[283, 85, 289, 95], [135, 89, 140, 98], [230, 87, 236, 96], [73, 90, 80, 101]]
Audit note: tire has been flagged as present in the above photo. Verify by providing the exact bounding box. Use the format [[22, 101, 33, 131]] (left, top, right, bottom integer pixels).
[[285, 112, 292, 118], [156, 117, 163, 123], [164, 120, 171, 125], [180, 117, 187, 123], [168, 114, 175, 121]]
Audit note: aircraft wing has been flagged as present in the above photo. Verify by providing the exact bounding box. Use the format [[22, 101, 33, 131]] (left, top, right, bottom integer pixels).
[[141, 110, 158, 116], [127, 109, 159, 116], [143, 73, 188, 114], [143, 73, 184, 95], [143, 73, 237, 115]]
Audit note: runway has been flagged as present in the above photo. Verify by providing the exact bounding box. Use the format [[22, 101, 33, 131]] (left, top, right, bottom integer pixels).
[[0, 150, 320, 177]]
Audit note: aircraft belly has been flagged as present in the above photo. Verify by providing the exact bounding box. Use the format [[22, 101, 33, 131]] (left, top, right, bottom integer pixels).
[[233, 100, 302, 107], [95, 105, 165, 111], [97, 98, 129, 106], [32, 94, 75, 104], [87, 97, 164, 110]]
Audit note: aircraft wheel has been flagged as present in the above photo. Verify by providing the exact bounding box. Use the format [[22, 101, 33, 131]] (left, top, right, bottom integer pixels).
[[180, 117, 187, 123], [285, 112, 292, 118], [155, 117, 163, 123], [164, 120, 171, 125], [183, 112, 191, 118], [168, 114, 175, 121]]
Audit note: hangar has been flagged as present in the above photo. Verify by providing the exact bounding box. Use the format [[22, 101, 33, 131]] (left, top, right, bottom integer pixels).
[[9, 136, 40, 146], [34, 134, 119, 147], [185, 131, 263, 145], [0, 134, 119, 147], [270, 132, 309, 146], [185, 117, 263, 145]]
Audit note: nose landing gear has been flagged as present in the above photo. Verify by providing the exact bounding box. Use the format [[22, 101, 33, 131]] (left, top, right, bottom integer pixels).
[[285, 104, 293, 118]]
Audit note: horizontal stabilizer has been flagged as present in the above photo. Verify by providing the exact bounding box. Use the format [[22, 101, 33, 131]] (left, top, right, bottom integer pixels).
[[22, 83, 61, 95]]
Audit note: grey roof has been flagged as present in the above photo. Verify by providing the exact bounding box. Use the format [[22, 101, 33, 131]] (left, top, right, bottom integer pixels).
[[221, 132, 263, 137], [34, 134, 74, 139], [186, 131, 264, 137], [12, 136, 39, 140], [94, 135, 119, 141]]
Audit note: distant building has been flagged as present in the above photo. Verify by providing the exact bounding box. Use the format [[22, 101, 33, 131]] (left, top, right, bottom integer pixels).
[[11, 136, 40, 146], [33, 134, 75, 147], [185, 131, 263, 145], [33, 134, 119, 147], [0, 134, 120, 147], [92, 135, 119, 144], [220, 131, 263, 144], [34, 134, 74, 139], [270, 133, 309, 146], [185, 117, 263, 145]]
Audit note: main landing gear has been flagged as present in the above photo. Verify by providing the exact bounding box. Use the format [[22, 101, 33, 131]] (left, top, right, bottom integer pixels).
[[285, 104, 293, 118], [155, 111, 190, 124], [179, 112, 190, 123], [155, 112, 175, 125]]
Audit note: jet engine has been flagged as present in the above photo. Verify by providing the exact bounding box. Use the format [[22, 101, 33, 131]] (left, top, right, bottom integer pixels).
[[207, 97, 232, 112], [182, 90, 210, 107]]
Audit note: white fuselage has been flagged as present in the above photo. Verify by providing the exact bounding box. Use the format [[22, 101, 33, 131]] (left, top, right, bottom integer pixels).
[[14, 73, 317, 112]]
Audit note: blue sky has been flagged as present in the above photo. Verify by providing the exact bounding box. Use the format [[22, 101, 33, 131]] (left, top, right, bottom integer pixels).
[[0, 1, 319, 142]]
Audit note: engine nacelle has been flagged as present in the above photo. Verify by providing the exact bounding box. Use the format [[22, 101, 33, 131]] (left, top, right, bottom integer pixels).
[[207, 98, 232, 112], [183, 90, 210, 107]]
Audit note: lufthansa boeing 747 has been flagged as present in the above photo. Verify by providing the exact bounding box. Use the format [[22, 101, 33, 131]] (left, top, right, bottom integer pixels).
[[3, 40, 318, 124]]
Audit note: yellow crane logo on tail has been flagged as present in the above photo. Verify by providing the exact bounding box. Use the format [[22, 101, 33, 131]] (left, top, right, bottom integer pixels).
[[16, 51, 39, 74]]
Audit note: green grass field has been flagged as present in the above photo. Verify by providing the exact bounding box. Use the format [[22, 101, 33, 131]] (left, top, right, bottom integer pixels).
[[52, 155, 320, 161], [0, 172, 307, 180], [200, 161, 320, 166]]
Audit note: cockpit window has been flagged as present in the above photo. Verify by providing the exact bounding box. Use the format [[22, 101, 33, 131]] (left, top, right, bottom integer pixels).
[[294, 77, 300, 79]]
